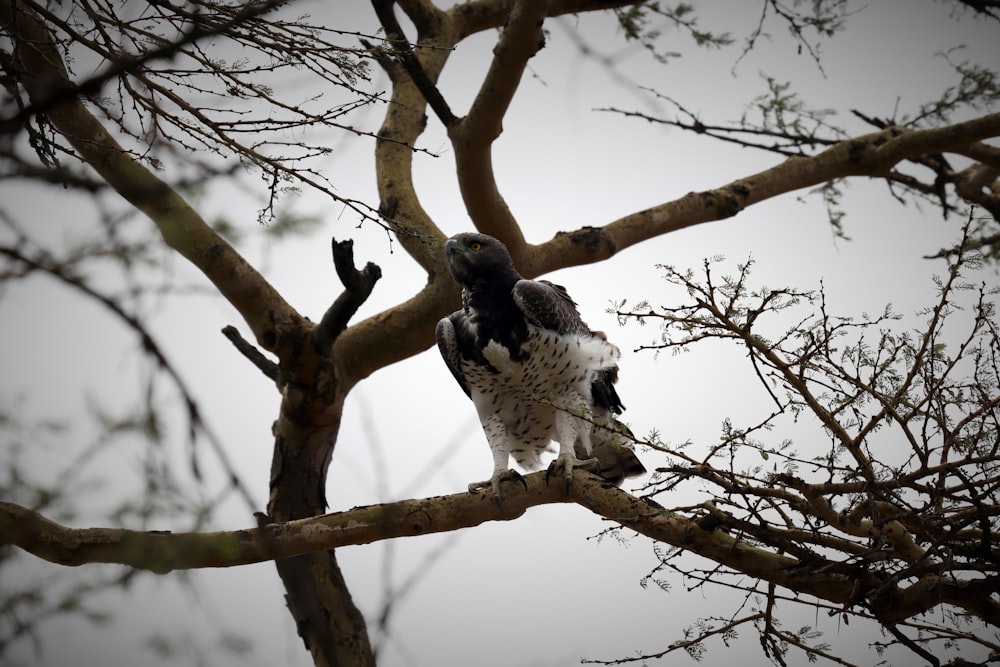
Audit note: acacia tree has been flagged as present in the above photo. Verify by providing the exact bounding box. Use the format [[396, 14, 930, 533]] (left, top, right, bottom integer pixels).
[[2, 1, 1000, 666]]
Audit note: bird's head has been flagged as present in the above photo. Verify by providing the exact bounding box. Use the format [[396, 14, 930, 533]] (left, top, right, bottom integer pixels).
[[443, 233, 520, 289]]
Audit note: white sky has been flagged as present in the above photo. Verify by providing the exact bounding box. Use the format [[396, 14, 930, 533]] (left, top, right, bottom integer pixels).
[[2, 1, 999, 666]]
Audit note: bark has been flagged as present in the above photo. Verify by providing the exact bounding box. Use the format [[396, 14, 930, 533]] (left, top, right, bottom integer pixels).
[[260, 241, 382, 667], [267, 415, 373, 667]]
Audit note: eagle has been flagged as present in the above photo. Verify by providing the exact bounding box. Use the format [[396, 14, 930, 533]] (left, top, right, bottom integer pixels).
[[435, 232, 645, 503]]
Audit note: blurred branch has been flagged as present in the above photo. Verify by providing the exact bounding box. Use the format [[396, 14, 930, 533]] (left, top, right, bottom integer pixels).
[[0, 244, 260, 513]]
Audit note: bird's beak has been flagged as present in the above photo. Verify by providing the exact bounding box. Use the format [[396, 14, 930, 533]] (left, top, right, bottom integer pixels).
[[443, 238, 467, 283]]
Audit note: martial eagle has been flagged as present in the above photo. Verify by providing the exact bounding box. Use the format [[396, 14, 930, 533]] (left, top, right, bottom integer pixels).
[[435, 232, 645, 503]]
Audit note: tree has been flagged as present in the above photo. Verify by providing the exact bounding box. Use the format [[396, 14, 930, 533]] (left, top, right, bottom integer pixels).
[[1, 1, 999, 666]]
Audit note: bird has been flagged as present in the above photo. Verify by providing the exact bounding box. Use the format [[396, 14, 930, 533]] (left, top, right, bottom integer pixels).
[[435, 232, 645, 504]]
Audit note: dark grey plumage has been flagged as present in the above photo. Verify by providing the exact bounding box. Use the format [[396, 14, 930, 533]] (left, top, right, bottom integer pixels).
[[435, 232, 644, 502]]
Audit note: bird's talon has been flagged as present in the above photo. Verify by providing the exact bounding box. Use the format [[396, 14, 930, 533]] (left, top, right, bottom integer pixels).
[[545, 455, 602, 493], [470, 469, 526, 507], [512, 470, 528, 491]]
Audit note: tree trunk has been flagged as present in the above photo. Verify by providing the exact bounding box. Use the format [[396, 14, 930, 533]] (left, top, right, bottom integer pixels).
[[266, 398, 375, 667]]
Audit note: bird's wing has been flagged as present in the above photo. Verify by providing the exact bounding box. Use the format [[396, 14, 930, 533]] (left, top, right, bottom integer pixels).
[[435, 314, 471, 399], [512, 279, 590, 336], [514, 279, 626, 414]]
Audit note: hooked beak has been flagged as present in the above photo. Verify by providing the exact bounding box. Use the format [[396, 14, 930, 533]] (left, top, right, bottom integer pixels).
[[443, 238, 467, 284]]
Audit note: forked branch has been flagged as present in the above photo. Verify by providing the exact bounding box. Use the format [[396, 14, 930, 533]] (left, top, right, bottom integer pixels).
[[314, 239, 383, 354]]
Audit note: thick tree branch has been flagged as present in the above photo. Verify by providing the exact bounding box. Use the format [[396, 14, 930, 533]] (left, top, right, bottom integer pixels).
[[343, 113, 1000, 390], [5, 470, 990, 625], [448, 0, 553, 258], [462, 0, 551, 146], [0, 475, 818, 599], [524, 114, 1000, 276]]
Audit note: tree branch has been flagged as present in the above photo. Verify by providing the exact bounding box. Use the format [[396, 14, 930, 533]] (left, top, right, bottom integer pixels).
[[0, 0, 285, 134], [1, 474, 842, 611], [221, 325, 279, 382], [1, 471, 955, 624], [0, 0, 303, 358], [524, 113, 1000, 276], [448, 0, 553, 257], [371, 0, 457, 126], [313, 239, 383, 355], [339, 0, 656, 390]]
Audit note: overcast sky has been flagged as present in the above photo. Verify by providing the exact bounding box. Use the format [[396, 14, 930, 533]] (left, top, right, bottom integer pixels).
[[2, 2, 999, 666]]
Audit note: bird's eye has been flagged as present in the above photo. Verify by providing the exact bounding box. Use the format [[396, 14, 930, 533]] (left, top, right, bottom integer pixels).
[[469, 241, 482, 251]]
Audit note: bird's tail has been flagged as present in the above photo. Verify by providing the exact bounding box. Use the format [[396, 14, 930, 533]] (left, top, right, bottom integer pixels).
[[577, 417, 646, 485]]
